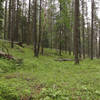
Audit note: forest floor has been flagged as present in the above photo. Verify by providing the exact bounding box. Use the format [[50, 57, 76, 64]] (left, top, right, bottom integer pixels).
[[0, 41, 100, 100]]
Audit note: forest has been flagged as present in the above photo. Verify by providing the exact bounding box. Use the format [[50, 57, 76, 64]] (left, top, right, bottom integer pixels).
[[0, 0, 100, 100]]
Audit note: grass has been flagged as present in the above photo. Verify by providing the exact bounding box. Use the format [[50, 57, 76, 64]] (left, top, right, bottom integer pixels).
[[0, 42, 100, 100]]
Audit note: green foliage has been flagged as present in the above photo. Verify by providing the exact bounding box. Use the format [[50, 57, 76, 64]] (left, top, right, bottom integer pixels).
[[38, 88, 69, 100], [57, 0, 72, 30], [0, 82, 19, 100], [0, 80, 32, 100], [0, 59, 22, 73], [0, 43, 100, 99]]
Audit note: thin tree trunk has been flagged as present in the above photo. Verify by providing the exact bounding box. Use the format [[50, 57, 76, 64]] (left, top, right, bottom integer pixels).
[[27, 0, 31, 44], [4, 0, 7, 40], [59, 30, 62, 56], [59, 2, 62, 56], [8, 0, 11, 40], [99, 24, 100, 57], [91, 0, 94, 60], [33, 0, 38, 57], [15, 0, 19, 42], [82, 0, 85, 59], [37, 0, 42, 54]]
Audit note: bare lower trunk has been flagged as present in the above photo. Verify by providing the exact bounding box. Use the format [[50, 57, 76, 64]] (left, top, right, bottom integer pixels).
[[74, 0, 80, 64]]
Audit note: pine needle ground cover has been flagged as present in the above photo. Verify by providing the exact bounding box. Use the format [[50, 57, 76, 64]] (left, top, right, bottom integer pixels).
[[0, 44, 100, 100]]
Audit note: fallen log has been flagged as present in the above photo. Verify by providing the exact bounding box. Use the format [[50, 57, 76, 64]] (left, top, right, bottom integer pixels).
[[0, 39, 24, 48], [0, 51, 17, 60], [55, 58, 74, 61], [9, 41, 24, 48]]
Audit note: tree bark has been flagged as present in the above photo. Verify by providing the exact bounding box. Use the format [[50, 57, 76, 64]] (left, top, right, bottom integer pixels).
[[15, 0, 19, 42], [33, 0, 38, 57], [37, 0, 42, 54], [74, 0, 80, 64], [11, 0, 15, 48], [8, 0, 11, 40], [82, 0, 85, 59], [4, 0, 7, 40], [91, 0, 94, 60]]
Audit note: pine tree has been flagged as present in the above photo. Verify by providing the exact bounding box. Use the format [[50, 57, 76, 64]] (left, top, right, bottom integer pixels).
[[74, 0, 80, 64]]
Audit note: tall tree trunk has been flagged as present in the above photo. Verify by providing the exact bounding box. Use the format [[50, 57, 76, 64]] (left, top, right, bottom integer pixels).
[[15, 0, 19, 42], [27, 0, 31, 44], [91, 0, 94, 60], [99, 23, 100, 57], [21, 0, 24, 43], [59, 30, 62, 56], [78, 21, 81, 58], [8, 0, 11, 40], [33, 0, 38, 57], [87, 23, 90, 57], [11, 0, 15, 48], [4, 0, 7, 40], [37, 0, 42, 54], [74, 0, 80, 64], [82, 0, 85, 59], [59, 2, 62, 56], [86, 0, 90, 57], [96, 31, 97, 57]]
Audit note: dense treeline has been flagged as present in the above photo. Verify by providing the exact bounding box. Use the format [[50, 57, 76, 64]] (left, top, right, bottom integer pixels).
[[0, 0, 100, 64]]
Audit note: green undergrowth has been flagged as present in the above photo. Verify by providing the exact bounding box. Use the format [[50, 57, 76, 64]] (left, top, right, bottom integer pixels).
[[0, 41, 100, 100]]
